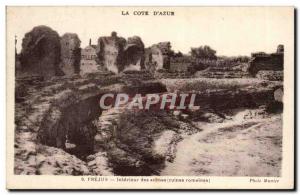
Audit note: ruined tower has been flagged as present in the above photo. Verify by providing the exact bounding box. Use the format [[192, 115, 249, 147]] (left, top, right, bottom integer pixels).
[[19, 25, 62, 78], [123, 36, 145, 71], [144, 42, 172, 73], [96, 32, 127, 74], [60, 33, 81, 76]]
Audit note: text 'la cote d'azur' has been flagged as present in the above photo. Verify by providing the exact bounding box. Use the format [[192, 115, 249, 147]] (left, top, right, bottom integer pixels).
[[121, 10, 175, 16]]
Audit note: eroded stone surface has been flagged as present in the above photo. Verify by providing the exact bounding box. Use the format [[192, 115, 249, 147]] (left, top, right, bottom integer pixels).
[[18, 26, 62, 78], [14, 71, 166, 175], [14, 71, 282, 176], [96, 32, 127, 74], [60, 33, 81, 76]]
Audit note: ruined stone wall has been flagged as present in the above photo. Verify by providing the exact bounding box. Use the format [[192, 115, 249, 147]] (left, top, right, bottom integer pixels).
[[123, 36, 145, 71], [60, 33, 81, 76], [256, 70, 283, 81], [19, 26, 62, 78], [144, 46, 164, 73], [169, 56, 191, 72], [80, 45, 100, 75], [14, 71, 165, 174], [144, 42, 172, 73], [96, 32, 127, 74], [154, 69, 193, 79], [248, 53, 283, 75]]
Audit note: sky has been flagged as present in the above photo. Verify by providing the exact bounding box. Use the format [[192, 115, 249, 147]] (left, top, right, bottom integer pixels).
[[7, 6, 294, 56]]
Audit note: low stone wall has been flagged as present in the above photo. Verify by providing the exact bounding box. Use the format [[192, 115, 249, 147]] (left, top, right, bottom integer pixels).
[[161, 78, 283, 110], [256, 70, 283, 81], [154, 70, 193, 79]]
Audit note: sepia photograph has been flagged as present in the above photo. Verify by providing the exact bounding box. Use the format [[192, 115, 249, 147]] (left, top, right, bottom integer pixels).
[[6, 6, 294, 189]]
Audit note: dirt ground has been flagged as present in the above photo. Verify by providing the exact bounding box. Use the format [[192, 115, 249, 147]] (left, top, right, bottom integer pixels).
[[161, 109, 282, 177]]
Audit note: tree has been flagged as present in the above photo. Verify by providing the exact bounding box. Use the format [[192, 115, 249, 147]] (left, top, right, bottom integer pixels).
[[190, 45, 217, 60], [175, 51, 183, 57]]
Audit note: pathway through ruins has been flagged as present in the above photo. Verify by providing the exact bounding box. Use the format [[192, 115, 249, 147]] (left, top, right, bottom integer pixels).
[[161, 109, 282, 177]]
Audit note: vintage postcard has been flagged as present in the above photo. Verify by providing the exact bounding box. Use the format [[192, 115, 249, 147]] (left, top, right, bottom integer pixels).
[[6, 6, 294, 189]]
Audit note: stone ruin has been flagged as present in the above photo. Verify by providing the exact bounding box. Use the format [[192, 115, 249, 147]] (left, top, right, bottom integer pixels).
[[277, 44, 284, 54], [19, 25, 62, 78], [60, 33, 81, 76], [19, 26, 283, 80], [18, 26, 82, 78], [248, 45, 284, 75], [144, 42, 172, 73], [96, 32, 145, 74], [96, 32, 127, 74], [15, 27, 284, 176], [18, 27, 148, 77], [123, 36, 145, 71]]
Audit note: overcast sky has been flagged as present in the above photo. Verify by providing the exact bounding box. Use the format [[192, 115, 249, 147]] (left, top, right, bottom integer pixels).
[[7, 6, 293, 56]]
